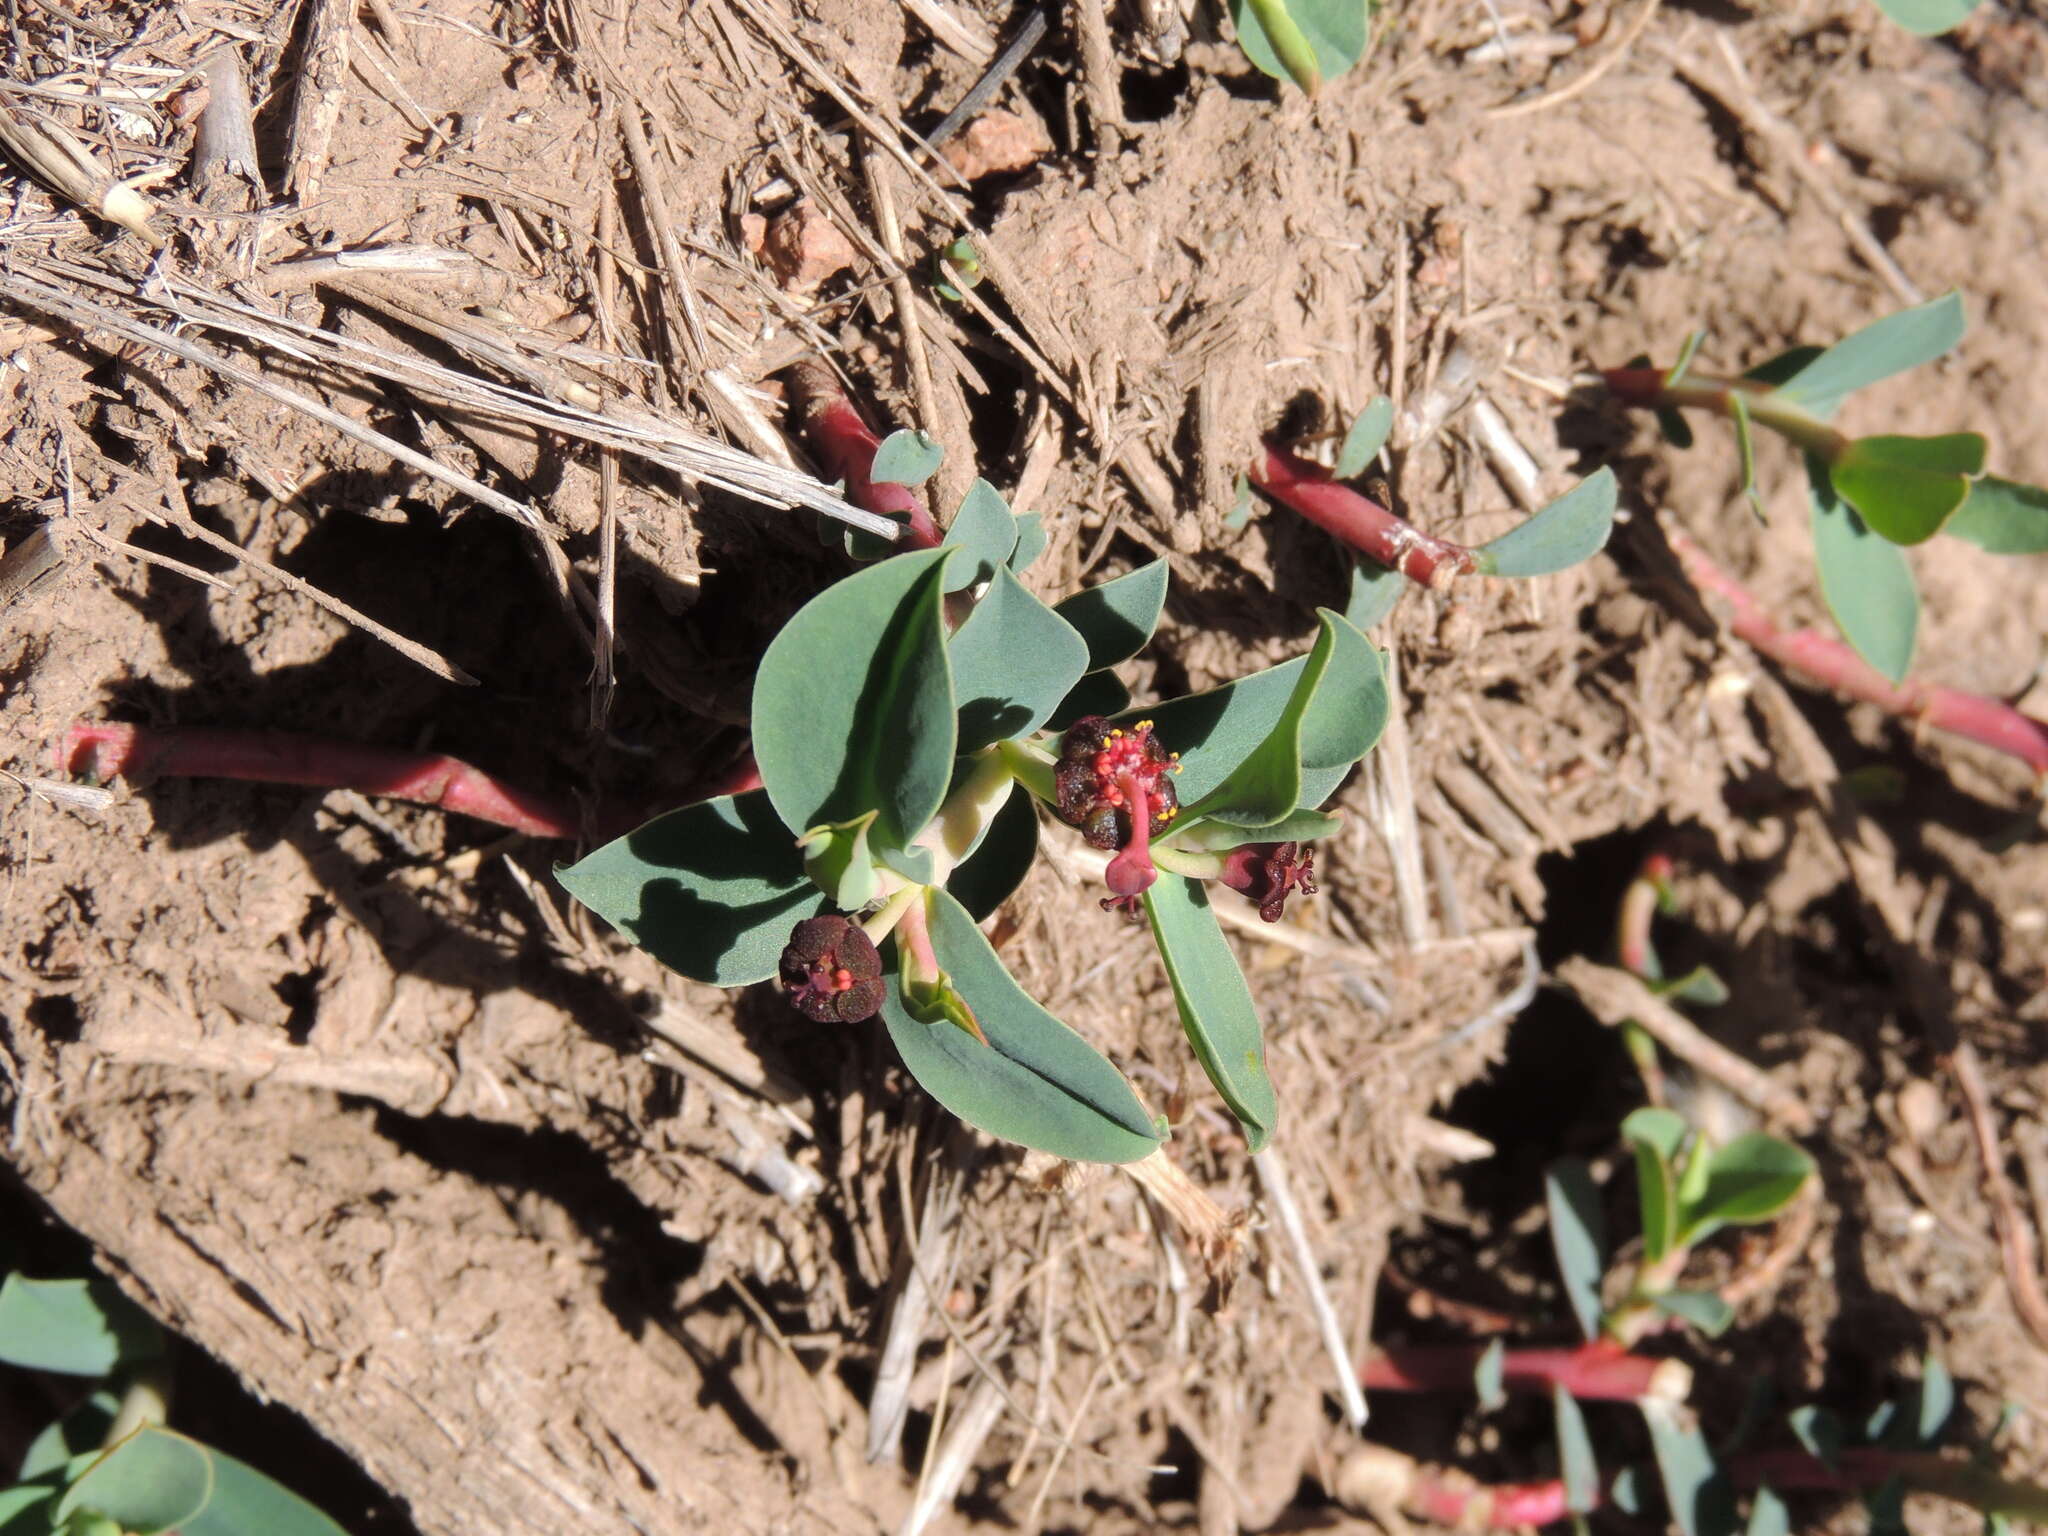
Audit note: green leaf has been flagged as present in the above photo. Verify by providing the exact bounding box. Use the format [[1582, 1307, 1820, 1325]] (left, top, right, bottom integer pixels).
[[1555, 1383, 1600, 1514], [1295, 613, 1389, 807], [557, 791, 827, 986], [0, 1277, 162, 1376], [1046, 670, 1131, 732], [869, 429, 943, 487], [1474, 469, 1618, 578], [942, 479, 1019, 591], [180, 1448, 350, 1536], [1810, 457, 1918, 683], [1872, 0, 1978, 34], [754, 549, 957, 849], [1654, 1289, 1735, 1337], [21, 1389, 119, 1480], [1652, 965, 1730, 1008], [1830, 433, 1987, 545], [1546, 1158, 1606, 1342], [1744, 345, 1824, 389], [0, 1486, 56, 1536], [1142, 875, 1278, 1150], [1622, 1108, 1686, 1263], [1912, 1355, 1955, 1447], [1771, 291, 1967, 420], [1233, 0, 1367, 91], [1053, 560, 1170, 672], [1474, 1337, 1506, 1411], [1746, 1487, 1790, 1536], [1789, 1405, 1842, 1466], [1944, 475, 2048, 553], [1225, 472, 1255, 531], [1665, 329, 1706, 388], [1008, 512, 1049, 572], [795, 811, 882, 910], [879, 890, 1160, 1162], [1678, 1133, 1814, 1246], [1641, 1399, 1737, 1536], [1176, 613, 1342, 829], [1335, 396, 1395, 478], [58, 1428, 212, 1534], [949, 566, 1090, 751], [945, 781, 1038, 921], [1342, 561, 1404, 630], [1730, 393, 1766, 523], [1165, 807, 1341, 853]]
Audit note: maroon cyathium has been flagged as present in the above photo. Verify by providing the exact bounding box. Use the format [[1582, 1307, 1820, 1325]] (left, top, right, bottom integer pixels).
[[779, 915, 885, 1023]]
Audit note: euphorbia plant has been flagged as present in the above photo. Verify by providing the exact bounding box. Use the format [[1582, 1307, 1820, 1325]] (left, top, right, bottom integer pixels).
[[1603, 292, 2048, 682], [557, 471, 1390, 1161]]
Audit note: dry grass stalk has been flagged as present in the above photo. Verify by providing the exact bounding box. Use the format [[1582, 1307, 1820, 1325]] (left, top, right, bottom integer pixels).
[[0, 104, 158, 244], [868, 1151, 964, 1463], [901, 1375, 1006, 1536], [1252, 1145, 1369, 1428], [285, 0, 355, 202]]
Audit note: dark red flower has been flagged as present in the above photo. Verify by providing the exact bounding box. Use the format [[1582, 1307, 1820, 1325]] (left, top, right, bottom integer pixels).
[[779, 915, 885, 1023], [1218, 841, 1317, 922], [1053, 716, 1182, 903]]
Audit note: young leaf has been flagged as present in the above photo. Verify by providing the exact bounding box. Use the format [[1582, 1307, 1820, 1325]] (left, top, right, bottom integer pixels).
[[179, 1448, 351, 1536], [1788, 1405, 1843, 1466], [1654, 965, 1730, 1007], [1679, 1133, 1814, 1245], [1830, 433, 1987, 545], [1009, 512, 1049, 572], [1175, 613, 1342, 829], [557, 791, 828, 986], [944, 780, 1038, 921], [0, 1276, 162, 1376], [1335, 395, 1395, 478], [880, 889, 1161, 1162], [1473, 469, 1619, 578], [1640, 1398, 1738, 1536], [1233, 0, 1367, 91], [1745, 1487, 1791, 1536], [869, 428, 944, 487], [949, 566, 1090, 751], [1342, 560, 1405, 630], [1913, 1355, 1955, 1447], [1474, 1337, 1507, 1411], [1872, 0, 1978, 36], [1654, 1289, 1735, 1337], [796, 812, 883, 910], [1555, 1383, 1600, 1514], [1225, 471, 1255, 531], [1810, 456, 1918, 683], [1769, 291, 1967, 420], [1054, 560, 1170, 671], [1622, 1108, 1686, 1264], [1545, 1157, 1607, 1342], [1142, 875, 1278, 1150], [942, 479, 1020, 591], [57, 1428, 214, 1534], [1664, 329, 1706, 388], [1729, 393, 1766, 523], [754, 548, 957, 849], [1942, 475, 2048, 554]]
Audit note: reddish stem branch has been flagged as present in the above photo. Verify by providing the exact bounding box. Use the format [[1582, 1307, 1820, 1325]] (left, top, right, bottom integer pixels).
[[61, 722, 580, 839], [1336, 1446, 1576, 1531], [784, 360, 941, 548], [1670, 529, 2048, 785], [1731, 1449, 2048, 1519], [1251, 441, 1478, 588], [1361, 1340, 1690, 1404], [1615, 852, 1673, 977]]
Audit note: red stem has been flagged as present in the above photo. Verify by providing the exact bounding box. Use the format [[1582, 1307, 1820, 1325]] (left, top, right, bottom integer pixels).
[[1361, 1340, 1689, 1404], [1251, 441, 1478, 588], [1615, 852, 1673, 977], [784, 359, 942, 548], [1670, 529, 2048, 784], [1408, 1471, 1574, 1528], [60, 722, 580, 839]]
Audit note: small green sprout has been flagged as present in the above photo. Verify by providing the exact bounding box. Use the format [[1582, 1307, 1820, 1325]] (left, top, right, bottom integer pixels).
[[1232, 0, 1373, 94], [931, 236, 982, 302]]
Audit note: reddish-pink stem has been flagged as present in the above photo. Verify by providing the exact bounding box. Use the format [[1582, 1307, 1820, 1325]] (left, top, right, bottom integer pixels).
[[1615, 852, 1673, 977], [1670, 529, 2048, 784], [1251, 441, 1478, 588], [60, 722, 581, 839], [1361, 1340, 1689, 1403], [785, 360, 942, 548], [1407, 1471, 1574, 1528]]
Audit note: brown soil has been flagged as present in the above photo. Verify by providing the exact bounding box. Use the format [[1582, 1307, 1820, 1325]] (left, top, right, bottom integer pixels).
[[3, 0, 2047, 1532]]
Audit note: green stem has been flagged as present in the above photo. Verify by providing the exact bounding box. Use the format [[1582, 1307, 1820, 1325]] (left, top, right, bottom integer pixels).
[[1605, 367, 1851, 462], [998, 737, 1057, 804], [1244, 0, 1322, 92], [913, 747, 1015, 883], [1152, 843, 1225, 879]]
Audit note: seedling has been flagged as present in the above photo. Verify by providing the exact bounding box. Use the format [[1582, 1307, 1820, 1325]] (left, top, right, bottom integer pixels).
[[1231, 0, 1372, 95], [0, 1271, 347, 1536], [1603, 292, 2048, 682], [1614, 853, 1731, 1104], [557, 452, 1391, 1162]]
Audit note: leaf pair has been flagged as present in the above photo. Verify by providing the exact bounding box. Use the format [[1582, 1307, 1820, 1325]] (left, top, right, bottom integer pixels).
[[1622, 1108, 1813, 1265]]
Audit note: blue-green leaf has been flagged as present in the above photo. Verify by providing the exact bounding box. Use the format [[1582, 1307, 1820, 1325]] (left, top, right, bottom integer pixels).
[[1342, 561, 1404, 630], [1945, 475, 2048, 554], [1746, 1487, 1790, 1536], [1054, 560, 1169, 672], [1555, 1383, 1600, 1514], [949, 566, 1090, 751], [796, 811, 882, 910], [1770, 292, 1967, 420], [879, 889, 1160, 1162], [870, 429, 944, 487], [1335, 396, 1394, 479], [1641, 1399, 1737, 1536], [1678, 1133, 1813, 1246], [1008, 512, 1049, 572], [1810, 456, 1918, 683], [1142, 875, 1276, 1149], [57, 1428, 213, 1534], [557, 791, 827, 986], [1622, 1107, 1686, 1264], [754, 548, 957, 848], [1296, 612, 1389, 808], [1655, 1289, 1736, 1337], [1871, 0, 1978, 34], [1913, 1355, 1955, 1447], [1176, 613, 1342, 830], [1165, 807, 1341, 853], [942, 479, 1019, 591], [1474, 1337, 1506, 1411], [21, 1388, 119, 1480], [1474, 469, 1618, 578], [1046, 670, 1131, 732], [180, 1448, 351, 1536], [1546, 1158, 1606, 1341], [944, 780, 1038, 921], [1789, 1405, 1843, 1466], [0, 1276, 162, 1377], [1830, 433, 1987, 545], [1232, 0, 1369, 90], [0, 1486, 56, 1535]]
